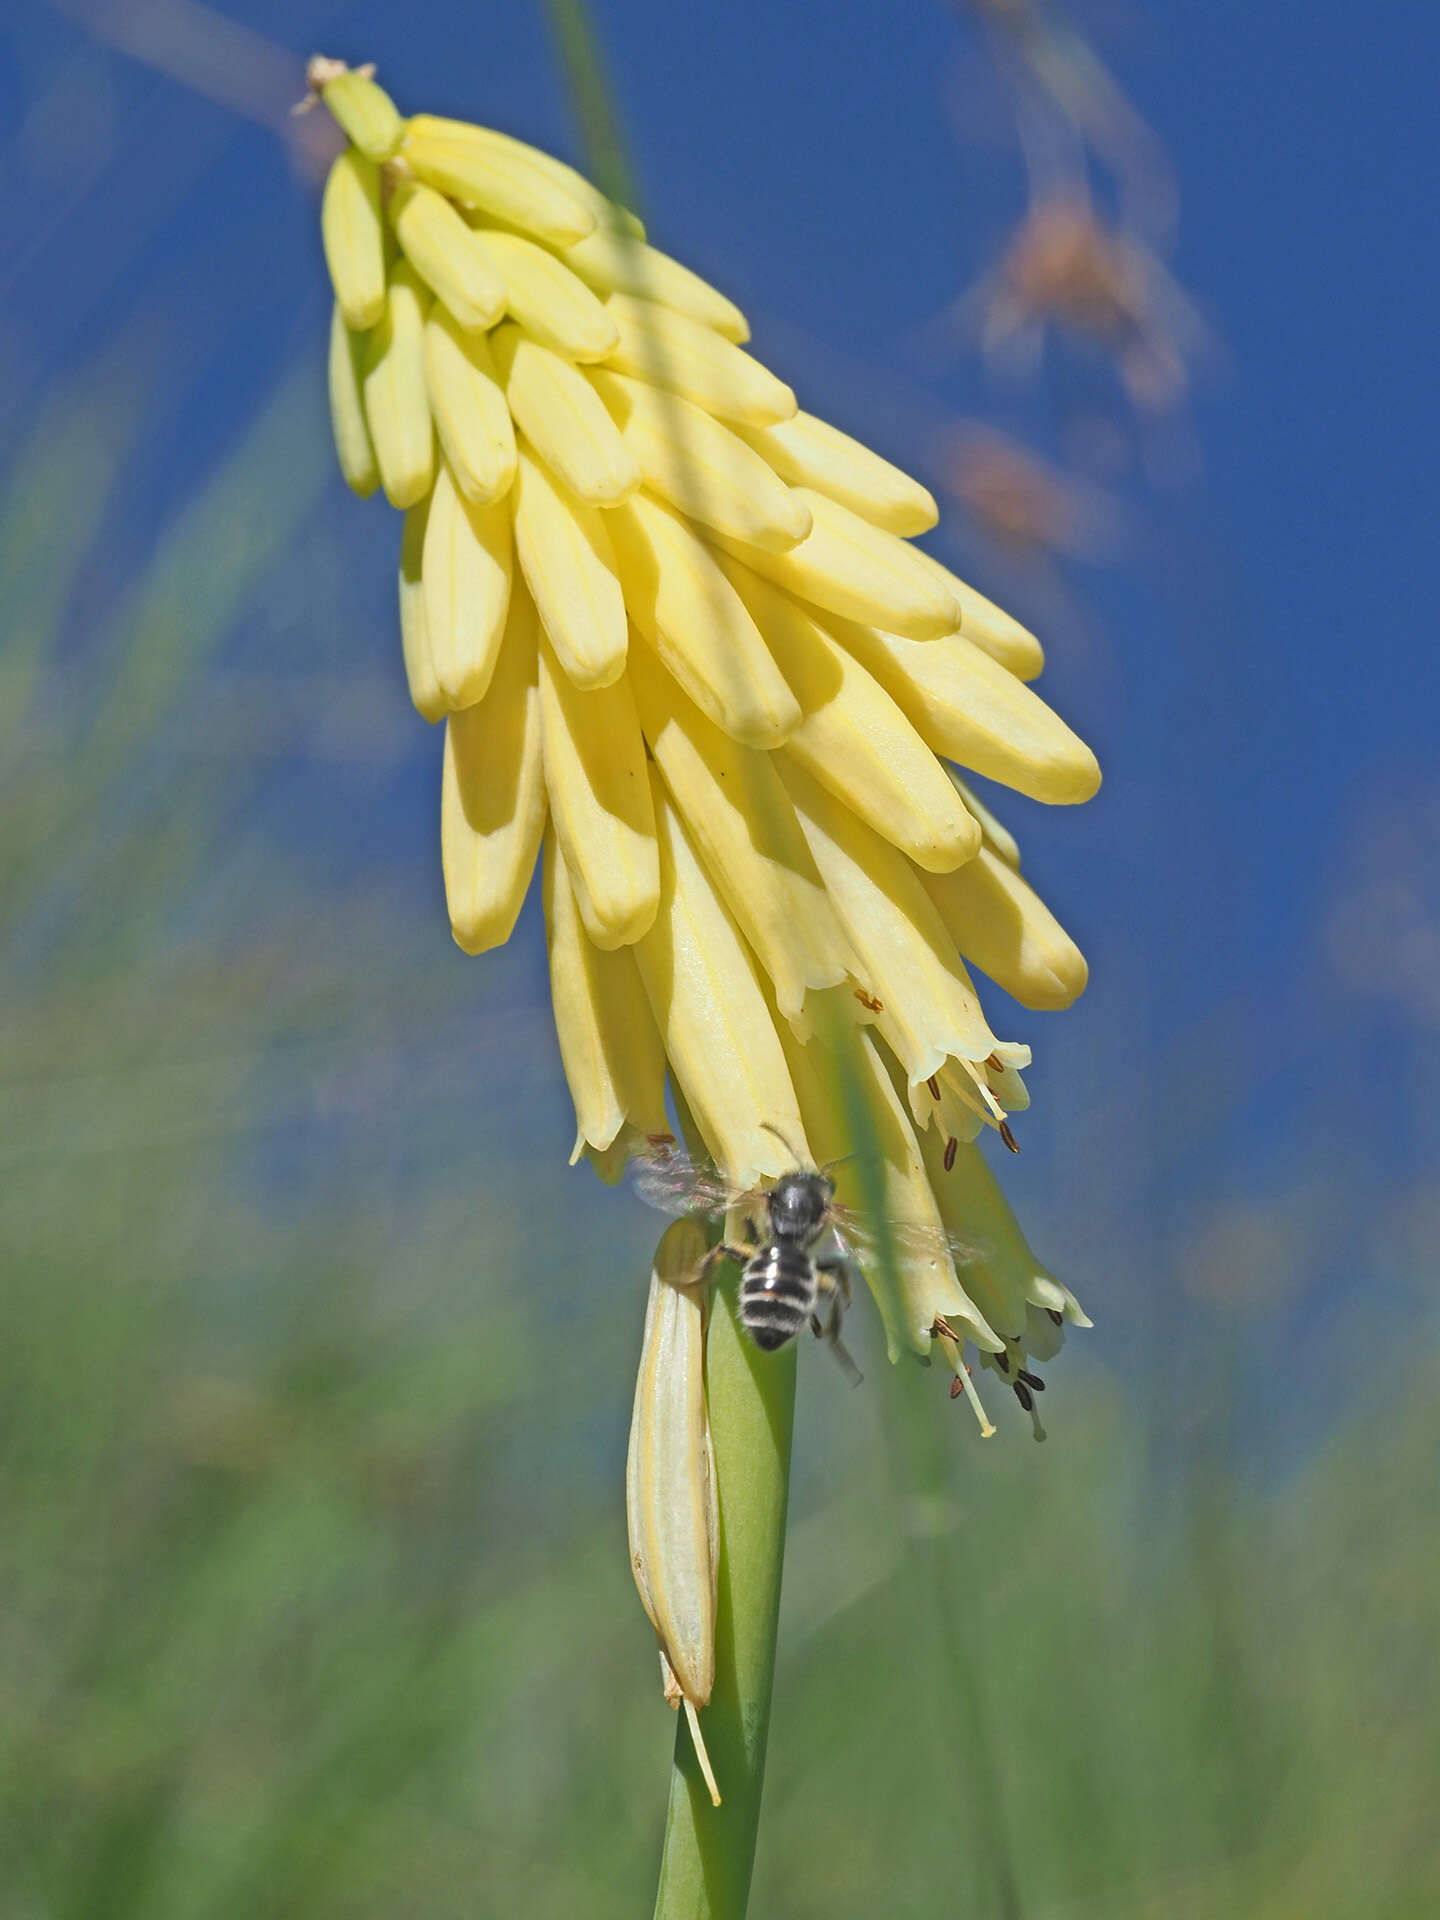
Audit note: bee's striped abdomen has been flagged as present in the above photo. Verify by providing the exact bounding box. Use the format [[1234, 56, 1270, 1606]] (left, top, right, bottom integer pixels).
[[739, 1242, 817, 1351]]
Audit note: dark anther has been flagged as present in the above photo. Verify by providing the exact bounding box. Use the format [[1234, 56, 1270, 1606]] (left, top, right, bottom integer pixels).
[[1013, 1382, 1034, 1412], [949, 1375, 965, 1399], [926, 1075, 941, 1100], [985, 1052, 1004, 1072], [994, 1350, 1010, 1374], [1017, 1369, 1045, 1391], [943, 1136, 958, 1172], [999, 1120, 1019, 1153], [853, 987, 883, 1013], [1047, 1308, 1063, 1326]]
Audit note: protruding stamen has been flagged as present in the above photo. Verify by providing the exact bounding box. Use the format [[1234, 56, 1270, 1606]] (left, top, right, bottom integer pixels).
[[684, 1697, 723, 1806], [1017, 1368, 1045, 1391], [1047, 1308, 1064, 1326], [1013, 1381, 1033, 1411], [926, 1075, 941, 1100], [931, 1319, 995, 1437], [943, 1135, 957, 1172], [999, 1119, 1020, 1153], [993, 1349, 1010, 1374]]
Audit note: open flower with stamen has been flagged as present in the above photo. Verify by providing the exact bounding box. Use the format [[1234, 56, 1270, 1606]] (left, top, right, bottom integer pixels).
[[309, 58, 1095, 1431]]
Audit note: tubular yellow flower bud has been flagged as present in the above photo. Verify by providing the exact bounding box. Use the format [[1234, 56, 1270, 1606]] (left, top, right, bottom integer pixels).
[[400, 124, 597, 248], [511, 441, 628, 690], [562, 230, 748, 341], [407, 115, 643, 239], [491, 324, 641, 505], [921, 844, 1089, 1011], [607, 490, 800, 748], [422, 459, 513, 707], [423, 308, 516, 504], [441, 584, 546, 953], [634, 774, 808, 1190], [537, 632, 659, 949], [397, 496, 445, 723], [626, 1216, 717, 1708], [362, 263, 435, 509], [316, 65, 402, 160], [909, 548, 1045, 682], [735, 411, 938, 537], [778, 759, 999, 1089], [471, 228, 619, 361], [720, 558, 980, 872], [950, 770, 1022, 870], [923, 1130, 1090, 1429], [628, 643, 849, 1023], [588, 369, 811, 551], [327, 303, 378, 498], [543, 830, 670, 1155], [837, 623, 1102, 804], [321, 148, 386, 331], [602, 294, 796, 426], [391, 181, 507, 333], [707, 490, 961, 641]]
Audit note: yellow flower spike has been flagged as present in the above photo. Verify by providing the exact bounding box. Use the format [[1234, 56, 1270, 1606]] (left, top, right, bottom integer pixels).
[[909, 549, 1046, 682], [777, 758, 999, 1089], [389, 181, 507, 333], [320, 147, 386, 331], [626, 1216, 718, 1709], [399, 123, 597, 248], [562, 230, 748, 342], [423, 308, 517, 505], [921, 844, 1090, 1011], [734, 411, 938, 537], [837, 623, 1102, 805], [542, 829, 670, 1157], [406, 115, 643, 239], [777, 1015, 1002, 1361], [361, 262, 435, 509], [490, 324, 641, 506], [602, 294, 796, 427], [441, 584, 546, 954], [397, 496, 445, 723], [606, 490, 801, 749], [718, 557, 980, 872], [470, 228, 620, 361], [627, 643, 849, 1024], [707, 490, 961, 642], [634, 772, 808, 1190], [327, 304, 378, 498], [588, 369, 811, 552], [537, 632, 659, 950], [511, 441, 628, 690], [949, 770, 1022, 870], [314, 62, 403, 161], [422, 459, 514, 707]]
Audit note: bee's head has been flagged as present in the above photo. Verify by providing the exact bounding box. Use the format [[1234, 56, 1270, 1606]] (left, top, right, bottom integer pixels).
[[766, 1170, 833, 1241]]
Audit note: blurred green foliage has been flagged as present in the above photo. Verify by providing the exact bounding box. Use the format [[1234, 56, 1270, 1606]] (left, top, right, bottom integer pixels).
[[2, 332, 1436, 1920]]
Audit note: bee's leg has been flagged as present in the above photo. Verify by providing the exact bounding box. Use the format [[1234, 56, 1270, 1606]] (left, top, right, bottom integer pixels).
[[692, 1239, 754, 1287], [813, 1257, 863, 1385]]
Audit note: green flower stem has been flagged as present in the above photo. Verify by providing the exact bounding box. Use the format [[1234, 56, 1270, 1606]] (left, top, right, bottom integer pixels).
[[652, 1270, 797, 1920]]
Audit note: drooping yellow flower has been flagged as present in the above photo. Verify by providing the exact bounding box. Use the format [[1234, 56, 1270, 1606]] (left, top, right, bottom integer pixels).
[[310, 59, 1094, 1437]]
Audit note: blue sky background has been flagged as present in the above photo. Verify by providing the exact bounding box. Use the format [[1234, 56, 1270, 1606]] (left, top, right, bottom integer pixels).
[[3, 0, 1437, 1435]]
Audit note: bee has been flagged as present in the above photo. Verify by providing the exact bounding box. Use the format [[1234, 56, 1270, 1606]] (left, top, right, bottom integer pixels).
[[631, 1126, 983, 1382]]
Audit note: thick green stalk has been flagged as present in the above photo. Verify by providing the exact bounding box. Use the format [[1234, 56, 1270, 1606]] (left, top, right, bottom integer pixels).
[[652, 1272, 797, 1920]]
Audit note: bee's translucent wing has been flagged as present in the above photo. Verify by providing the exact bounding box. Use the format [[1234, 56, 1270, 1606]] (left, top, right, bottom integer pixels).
[[628, 1146, 746, 1222], [831, 1206, 986, 1270]]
